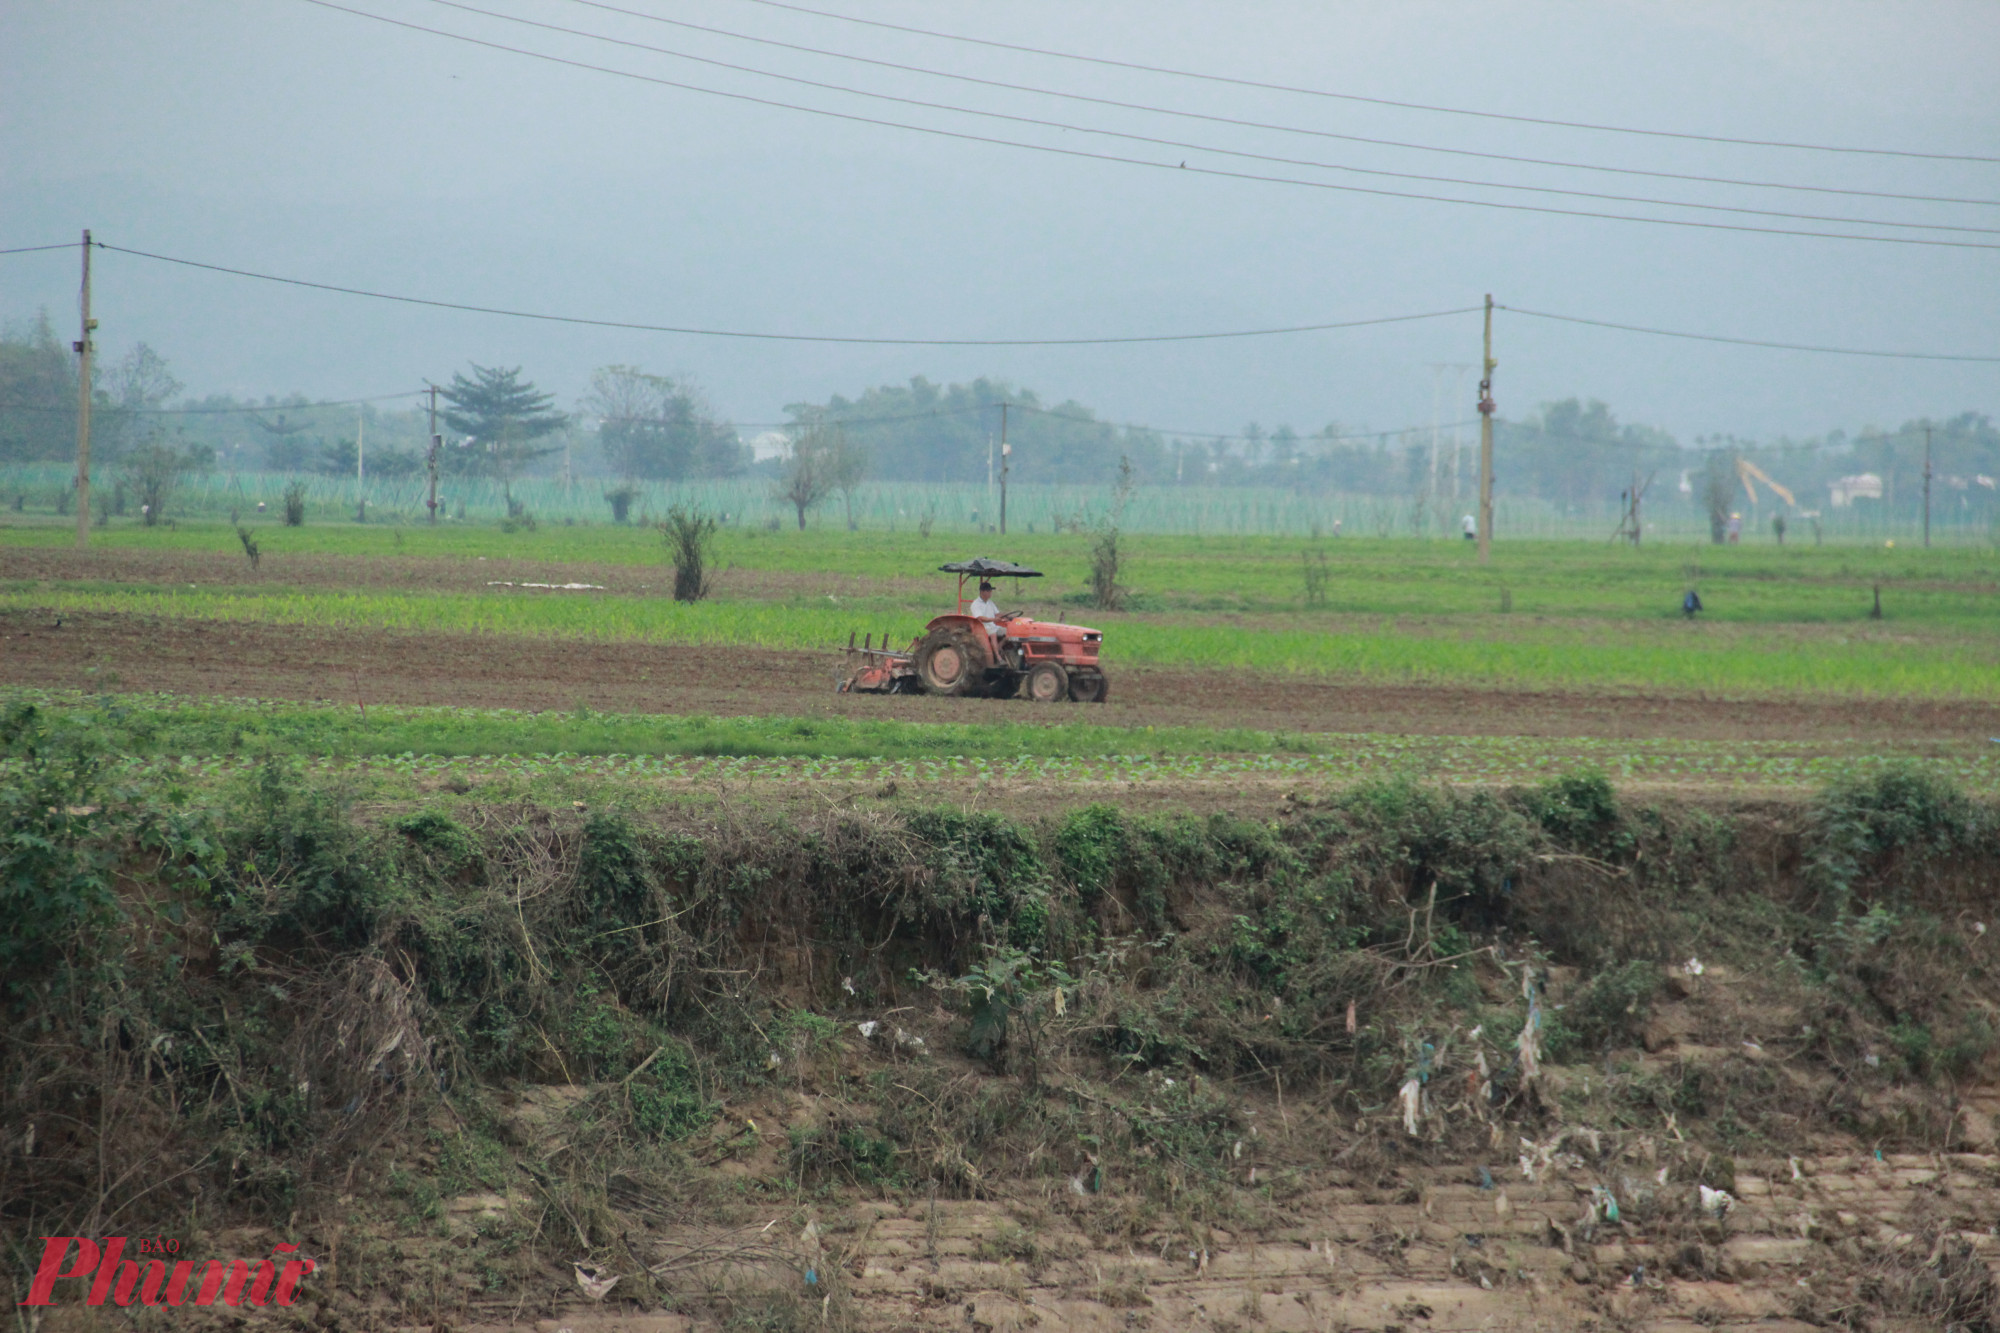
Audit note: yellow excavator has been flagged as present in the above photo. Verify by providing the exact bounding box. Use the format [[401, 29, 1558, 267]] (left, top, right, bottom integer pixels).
[[1736, 459, 1796, 508]]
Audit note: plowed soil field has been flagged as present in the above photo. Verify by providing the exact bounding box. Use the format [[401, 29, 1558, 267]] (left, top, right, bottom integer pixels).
[[6, 606, 1997, 744]]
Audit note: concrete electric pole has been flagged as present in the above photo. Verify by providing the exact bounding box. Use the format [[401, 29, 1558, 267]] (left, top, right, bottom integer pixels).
[[73, 230, 96, 549], [1477, 294, 1497, 565], [1923, 424, 1933, 548], [999, 402, 1010, 536], [426, 384, 441, 524]]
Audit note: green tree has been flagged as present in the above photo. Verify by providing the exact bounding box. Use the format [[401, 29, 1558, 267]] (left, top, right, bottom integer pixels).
[[784, 376, 1166, 484], [583, 365, 745, 482], [774, 417, 838, 530], [1500, 399, 1678, 509], [1703, 449, 1739, 544], [101, 343, 184, 461], [118, 439, 213, 526], [439, 364, 567, 496], [0, 311, 76, 463], [827, 430, 869, 529]]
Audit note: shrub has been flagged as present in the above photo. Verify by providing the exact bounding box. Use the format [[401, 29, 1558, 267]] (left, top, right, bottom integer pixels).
[[605, 485, 637, 524], [1088, 524, 1124, 610], [282, 481, 307, 526], [1527, 770, 1622, 846], [1806, 765, 1982, 916], [1543, 960, 1660, 1061], [662, 503, 717, 602], [0, 703, 121, 977], [218, 761, 390, 948]]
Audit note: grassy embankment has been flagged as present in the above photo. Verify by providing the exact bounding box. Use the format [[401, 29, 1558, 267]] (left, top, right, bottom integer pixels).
[[4, 522, 1998, 698], [6, 683, 1998, 1328]]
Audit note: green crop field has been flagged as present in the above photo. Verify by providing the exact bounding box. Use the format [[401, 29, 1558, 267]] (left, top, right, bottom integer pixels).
[[6, 691, 1994, 793], [4, 517, 1997, 698]]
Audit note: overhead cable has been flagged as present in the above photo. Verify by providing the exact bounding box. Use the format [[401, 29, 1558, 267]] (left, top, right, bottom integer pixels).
[[95, 241, 1482, 344], [16, 239, 1996, 364], [1499, 305, 2000, 363], [724, 0, 2000, 163], [559, 0, 2000, 208], [290, 0, 2000, 250], [408, 0, 2000, 237], [0, 391, 427, 415]]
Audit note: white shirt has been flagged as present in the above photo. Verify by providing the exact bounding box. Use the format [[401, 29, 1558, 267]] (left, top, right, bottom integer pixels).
[[969, 594, 1001, 631]]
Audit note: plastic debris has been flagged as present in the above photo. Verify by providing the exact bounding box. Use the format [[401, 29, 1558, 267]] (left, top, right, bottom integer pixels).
[[1699, 1184, 1737, 1217], [1517, 973, 1544, 1079], [573, 1263, 620, 1302], [1400, 1077, 1423, 1136]]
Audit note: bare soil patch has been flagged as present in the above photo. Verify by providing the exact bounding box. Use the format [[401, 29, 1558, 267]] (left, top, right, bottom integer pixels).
[[5, 608, 1998, 745], [0, 544, 927, 600]]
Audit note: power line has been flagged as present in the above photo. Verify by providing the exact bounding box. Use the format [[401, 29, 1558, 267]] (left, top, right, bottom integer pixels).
[[1014, 402, 1486, 445], [415, 0, 1999, 238], [725, 0, 2000, 164], [693, 401, 1493, 446], [95, 240, 1483, 344], [560, 0, 2000, 208], [1499, 305, 2000, 363], [0, 391, 426, 416], [17, 238, 1996, 364], [293, 0, 2000, 251], [0, 243, 77, 256]]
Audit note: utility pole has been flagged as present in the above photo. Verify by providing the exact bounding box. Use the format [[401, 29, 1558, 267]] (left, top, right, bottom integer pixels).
[[998, 402, 1010, 537], [1922, 424, 1933, 548], [1477, 294, 1496, 565], [356, 409, 367, 522], [73, 229, 96, 548], [425, 384, 441, 524]]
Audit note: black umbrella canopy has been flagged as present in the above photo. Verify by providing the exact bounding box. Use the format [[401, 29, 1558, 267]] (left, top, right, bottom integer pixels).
[[939, 558, 1043, 578]]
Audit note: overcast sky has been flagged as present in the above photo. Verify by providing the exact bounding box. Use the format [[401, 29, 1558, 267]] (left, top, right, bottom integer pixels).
[[4, 0, 1996, 444]]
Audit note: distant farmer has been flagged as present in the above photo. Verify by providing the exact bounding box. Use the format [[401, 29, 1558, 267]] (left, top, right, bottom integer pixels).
[[1462, 514, 1476, 540], [1725, 512, 1743, 544], [1682, 589, 1704, 618], [969, 579, 1003, 637]]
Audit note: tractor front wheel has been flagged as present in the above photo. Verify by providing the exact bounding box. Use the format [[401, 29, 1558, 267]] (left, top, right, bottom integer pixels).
[[1022, 661, 1069, 703], [914, 627, 985, 696], [1069, 671, 1108, 703]]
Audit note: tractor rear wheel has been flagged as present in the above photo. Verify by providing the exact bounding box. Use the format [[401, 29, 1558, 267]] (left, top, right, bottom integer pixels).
[[914, 627, 985, 696], [1022, 661, 1069, 703], [1069, 671, 1108, 703]]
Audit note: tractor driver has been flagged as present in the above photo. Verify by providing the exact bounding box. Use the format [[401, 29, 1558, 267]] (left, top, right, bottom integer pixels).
[[969, 579, 1004, 639]]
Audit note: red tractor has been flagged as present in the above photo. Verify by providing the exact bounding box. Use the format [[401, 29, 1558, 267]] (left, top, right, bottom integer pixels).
[[839, 558, 1108, 702]]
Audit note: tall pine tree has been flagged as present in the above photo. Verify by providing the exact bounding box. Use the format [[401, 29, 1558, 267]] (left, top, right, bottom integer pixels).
[[439, 364, 568, 494]]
